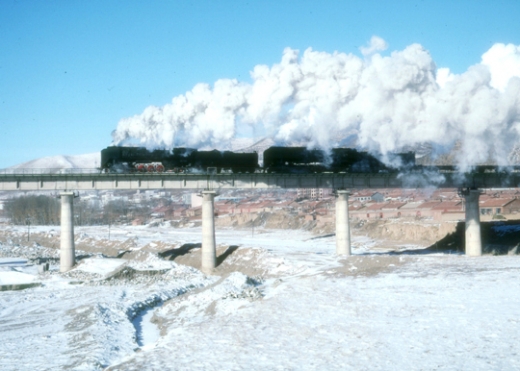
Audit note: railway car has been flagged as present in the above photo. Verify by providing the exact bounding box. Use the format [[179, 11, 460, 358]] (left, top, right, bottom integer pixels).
[[190, 149, 258, 173], [222, 151, 259, 173], [263, 147, 327, 173], [329, 148, 386, 173]]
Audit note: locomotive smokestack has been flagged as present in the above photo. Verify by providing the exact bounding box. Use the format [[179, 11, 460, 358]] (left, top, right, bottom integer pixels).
[[112, 38, 520, 171]]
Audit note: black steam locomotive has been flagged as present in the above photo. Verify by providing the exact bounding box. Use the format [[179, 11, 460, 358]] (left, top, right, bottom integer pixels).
[[100, 145, 415, 174], [263, 146, 415, 173], [101, 146, 259, 173]]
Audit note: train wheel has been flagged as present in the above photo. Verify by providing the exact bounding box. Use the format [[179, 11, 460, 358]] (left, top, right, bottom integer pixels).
[[147, 164, 155, 172], [156, 164, 165, 172]]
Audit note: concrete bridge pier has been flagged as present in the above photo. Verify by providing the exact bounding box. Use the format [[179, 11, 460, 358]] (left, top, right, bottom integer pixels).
[[336, 190, 351, 256], [201, 190, 217, 273], [59, 192, 76, 272], [462, 188, 482, 256]]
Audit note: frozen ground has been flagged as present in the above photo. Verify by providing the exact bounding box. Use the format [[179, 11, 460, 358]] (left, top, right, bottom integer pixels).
[[1, 225, 520, 370]]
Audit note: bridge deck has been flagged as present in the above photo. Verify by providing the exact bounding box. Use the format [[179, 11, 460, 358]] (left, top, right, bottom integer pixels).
[[1, 170, 519, 190]]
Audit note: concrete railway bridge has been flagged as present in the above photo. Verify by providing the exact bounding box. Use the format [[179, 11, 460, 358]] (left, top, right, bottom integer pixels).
[[1, 169, 519, 273]]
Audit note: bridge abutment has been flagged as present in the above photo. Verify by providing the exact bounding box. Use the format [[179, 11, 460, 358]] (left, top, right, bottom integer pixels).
[[336, 190, 351, 256], [463, 189, 482, 256], [59, 192, 76, 272], [201, 191, 217, 273]]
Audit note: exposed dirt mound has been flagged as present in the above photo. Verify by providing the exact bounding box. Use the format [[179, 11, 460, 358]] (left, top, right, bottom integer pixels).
[[426, 220, 520, 255], [353, 219, 458, 245], [215, 211, 317, 232], [159, 243, 286, 278]]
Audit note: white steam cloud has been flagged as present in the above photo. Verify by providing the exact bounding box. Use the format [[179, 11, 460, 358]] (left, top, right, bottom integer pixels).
[[112, 38, 520, 170], [359, 36, 388, 56]]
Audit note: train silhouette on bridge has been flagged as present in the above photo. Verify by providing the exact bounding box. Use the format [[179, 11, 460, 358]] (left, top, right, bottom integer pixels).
[[101, 146, 520, 175], [101, 146, 417, 174]]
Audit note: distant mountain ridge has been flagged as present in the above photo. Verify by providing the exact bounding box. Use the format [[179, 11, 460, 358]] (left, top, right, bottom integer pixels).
[[7, 153, 100, 170]]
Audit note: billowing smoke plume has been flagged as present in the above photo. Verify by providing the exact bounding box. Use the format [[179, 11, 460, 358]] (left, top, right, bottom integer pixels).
[[112, 37, 520, 170]]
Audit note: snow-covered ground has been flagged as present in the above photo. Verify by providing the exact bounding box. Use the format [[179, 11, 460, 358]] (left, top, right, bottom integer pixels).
[[1, 225, 520, 370]]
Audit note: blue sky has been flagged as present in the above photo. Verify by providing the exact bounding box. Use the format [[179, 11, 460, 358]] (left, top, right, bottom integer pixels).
[[1, 0, 519, 168]]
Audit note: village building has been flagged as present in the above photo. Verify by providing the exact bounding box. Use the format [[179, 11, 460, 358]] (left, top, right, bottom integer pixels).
[[384, 189, 417, 202], [501, 198, 520, 216], [356, 202, 406, 219], [352, 191, 385, 203], [186, 206, 202, 219], [297, 188, 332, 199], [478, 198, 520, 219]]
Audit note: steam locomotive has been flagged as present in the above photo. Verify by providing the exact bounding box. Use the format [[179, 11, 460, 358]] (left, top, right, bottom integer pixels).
[[101, 146, 258, 173], [263, 147, 415, 173], [100, 146, 415, 174]]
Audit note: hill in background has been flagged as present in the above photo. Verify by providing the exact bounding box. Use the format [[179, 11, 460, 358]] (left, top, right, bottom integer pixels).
[[6, 153, 100, 170]]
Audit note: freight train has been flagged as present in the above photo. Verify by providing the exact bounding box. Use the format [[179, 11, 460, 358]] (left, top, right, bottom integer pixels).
[[100, 145, 415, 174]]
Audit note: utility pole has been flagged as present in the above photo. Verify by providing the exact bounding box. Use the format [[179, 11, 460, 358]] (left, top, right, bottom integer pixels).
[[26, 216, 31, 242]]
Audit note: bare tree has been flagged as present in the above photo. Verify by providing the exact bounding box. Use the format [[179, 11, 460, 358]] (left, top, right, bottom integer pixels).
[[5, 195, 60, 225]]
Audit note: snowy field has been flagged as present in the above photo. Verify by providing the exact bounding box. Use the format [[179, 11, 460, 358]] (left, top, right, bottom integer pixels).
[[1, 225, 520, 370]]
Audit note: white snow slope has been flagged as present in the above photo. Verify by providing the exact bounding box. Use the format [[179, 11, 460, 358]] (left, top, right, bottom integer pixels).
[[5, 152, 100, 171], [1, 226, 520, 370]]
